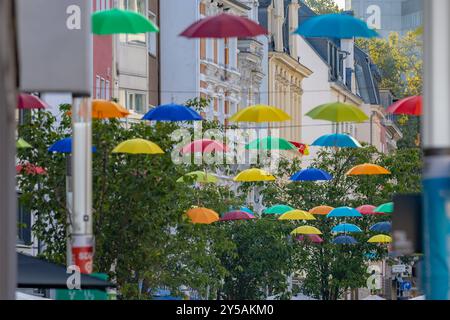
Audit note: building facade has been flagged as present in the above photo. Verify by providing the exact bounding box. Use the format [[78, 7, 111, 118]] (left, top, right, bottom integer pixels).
[[148, 0, 160, 107]]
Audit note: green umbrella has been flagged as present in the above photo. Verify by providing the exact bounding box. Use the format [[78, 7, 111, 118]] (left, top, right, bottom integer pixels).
[[245, 136, 296, 151], [17, 138, 32, 149], [306, 102, 369, 123], [263, 205, 294, 215], [374, 202, 393, 214], [177, 171, 218, 184], [92, 8, 159, 35]]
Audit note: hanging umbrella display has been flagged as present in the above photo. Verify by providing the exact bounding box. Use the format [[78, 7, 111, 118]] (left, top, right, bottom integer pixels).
[[290, 168, 332, 181], [16, 163, 47, 175], [309, 205, 334, 216], [278, 210, 316, 221], [233, 168, 276, 182], [17, 93, 47, 109], [219, 211, 256, 222], [92, 8, 159, 35], [263, 205, 294, 215], [327, 207, 363, 218], [368, 234, 392, 244], [346, 163, 391, 176], [181, 139, 228, 154], [311, 133, 362, 148], [374, 202, 394, 214], [296, 234, 324, 244], [16, 138, 32, 149], [331, 223, 363, 233], [386, 96, 422, 116], [240, 207, 254, 215], [186, 207, 219, 224], [356, 205, 377, 215], [177, 171, 218, 184], [229, 105, 291, 123], [141, 103, 202, 122], [294, 13, 379, 39], [306, 102, 369, 123], [291, 226, 322, 235], [48, 137, 97, 154], [370, 222, 392, 233], [289, 141, 310, 155], [180, 13, 267, 38], [92, 100, 130, 119], [245, 136, 296, 151], [333, 235, 358, 245], [112, 139, 164, 155]]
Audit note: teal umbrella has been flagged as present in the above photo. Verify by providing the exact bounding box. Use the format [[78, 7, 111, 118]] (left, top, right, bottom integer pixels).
[[245, 137, 296, 151], [263, 205, 294, 215], [374, 202, 394, 214], [92, 8, 159, 35]]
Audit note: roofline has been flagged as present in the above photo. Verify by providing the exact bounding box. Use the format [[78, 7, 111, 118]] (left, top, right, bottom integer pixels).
[[225, 0, 251, 11]]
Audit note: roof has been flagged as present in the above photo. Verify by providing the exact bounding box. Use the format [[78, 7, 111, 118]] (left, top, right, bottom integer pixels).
[[354, 46, 381, 105]]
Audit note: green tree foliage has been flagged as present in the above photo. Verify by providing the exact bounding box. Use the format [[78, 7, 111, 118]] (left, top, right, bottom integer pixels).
[[301, 0, 342, 14]]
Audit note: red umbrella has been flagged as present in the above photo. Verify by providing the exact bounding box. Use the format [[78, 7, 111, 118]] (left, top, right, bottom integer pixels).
[[289, 141, 309, 155], [386, 96, 422, 116], [16, 163, 47, 175], [180, 13, 267, 38], [17, 94, 47, 109], [219, 211, 256, 222], [296, 235, 324, 244], [181, 139, 229, 154]]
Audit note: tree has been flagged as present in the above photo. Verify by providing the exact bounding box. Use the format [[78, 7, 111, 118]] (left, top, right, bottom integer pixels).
[[302, 0, 342, 15]]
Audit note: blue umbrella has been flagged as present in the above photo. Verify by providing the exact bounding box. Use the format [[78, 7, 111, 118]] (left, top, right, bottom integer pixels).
[[290, 168, 332, 181], [370, 221, 392, 233], [332, 235, 358, 245], [327, 207, 362, 218], [312, 133, 362, 148], [332, 223, 363, 233], [240, 207, 254, 215], [294, 13, 379, 39], [48, 137, 97, 154], [141, 103, 202, 121]]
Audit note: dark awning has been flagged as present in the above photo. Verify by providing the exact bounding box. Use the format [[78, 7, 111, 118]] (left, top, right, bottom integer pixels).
[[18, 253, 115, 290]]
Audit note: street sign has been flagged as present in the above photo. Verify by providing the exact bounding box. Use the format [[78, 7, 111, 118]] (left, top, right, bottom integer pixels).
[[401, 281, 412, 291], [392, 265, 407, 273]]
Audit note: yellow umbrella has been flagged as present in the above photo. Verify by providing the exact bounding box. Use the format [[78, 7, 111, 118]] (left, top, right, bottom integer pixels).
[[368, 234, 392, 244], [186, 207, 219, 224], [278, 210, 316, 221], [291, 226, 322, 235], [346, 163, 391, 176], [309, 205, 334, 216], [112, 138, 164, 154], [233, 168, 276, 182], [229, 104, 291, 123]]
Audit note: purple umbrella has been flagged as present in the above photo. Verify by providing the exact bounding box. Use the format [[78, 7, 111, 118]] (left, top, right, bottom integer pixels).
[[219, 211, 256, 222], [296, 234, 324, 244]]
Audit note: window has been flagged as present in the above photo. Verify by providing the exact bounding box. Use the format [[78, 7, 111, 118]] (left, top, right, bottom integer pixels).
[[105, 80, 110, 100], [148, 11, 157, 56], [120, 0, 146, 45], [95, 76, 101, 99], [17, 201, 31, 245], [126, 91, 147, 114], [100, 78, 106, 99]]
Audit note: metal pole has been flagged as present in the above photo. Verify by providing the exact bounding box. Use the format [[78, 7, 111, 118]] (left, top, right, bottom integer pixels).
[[0, 0, 17, 300], [422, 0, 450, 300]]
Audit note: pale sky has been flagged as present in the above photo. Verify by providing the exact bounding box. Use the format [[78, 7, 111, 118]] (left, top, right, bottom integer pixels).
[[335, 0, 346, 9]]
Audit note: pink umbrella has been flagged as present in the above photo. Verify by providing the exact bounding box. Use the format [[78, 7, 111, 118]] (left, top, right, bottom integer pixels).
[[16, 163, 47, 175], [17, 94, 47, 109], [219, 211, 256, 222], [356, 205, 380, 215], [296, 235, 324, 244], [181, 139, 229, 154]]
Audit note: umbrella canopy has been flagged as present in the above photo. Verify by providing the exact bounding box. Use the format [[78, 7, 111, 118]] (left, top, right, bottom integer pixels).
[[229, 104, 291, 123], [332, 223, 363, 233], [346, 163, 391, 175], [294, 13, 379, 39], [296, 234, 324, 244], [141, 103, 202, 121], [291, 226, 322, 235], [186, 207, 219, 224], [309, 205, 334, 216], [374, 202, 394, 214], [177, 171, 218, 184], [311, 133, 362, 148], [181, 139, 228, 154], [290, 168, 332, 181], [92, 100, 130, 119], [289, 141, 310, 155], [180, 13, 267, 38], [356, 205, 377, 215], [48, 137, 97, 154], [16, 163, 47, 175], [278, 210, 316, 221], [220, 211, 256, 221], [17, 138, 32, 149], [386, 96, 422, 116], [240, 207, 254, 215], [245, 136, 296, 151], [263, 205, 294, 215], [17, 93, 47, 109], [368, 234, 392, 244], [306, 102, 369, 123], [92, 8, 159, 35], [233, 168, 276, 182], [370, 222, 392, 233], [327, 207, 363, 218], [332, 235, 358, 245], [112, 138, 164, 155]]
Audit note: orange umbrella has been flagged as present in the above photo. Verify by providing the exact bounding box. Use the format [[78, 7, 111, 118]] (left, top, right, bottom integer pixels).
[[346, 163, 391, 176], [186, 207, 219, 224], [67, 99, 130, 119], [309, 205, 334, 215]]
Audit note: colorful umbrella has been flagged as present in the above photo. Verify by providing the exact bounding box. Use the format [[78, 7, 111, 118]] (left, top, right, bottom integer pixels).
[[229, 105, 291, 123], [17, 94, 47, 109], [311, 133, 362, 148], [289, 141, 310, 155], [278, 210, 316, 221], [333, 235, 358, 245], [327, 207, 362, 218], [346, 163, 391, 176], [263, 205, 294, 215], [177, 171, 218, 184], [306, 102, 369, 123], [219, 211, 256, 222], [291, 226, 322, 235], [386, 96, 422, 116], [370, 222, 392, 233], [16, 138, 32, 149], [186, 207, 219, 224], [141, 103, 202, 122], [294, 13, 379, 39], [309, 205, 334, 216], [290, 168, 332, 181], [92, 100, 130, 119], [356, 205, 377, 215], [112, 139, 164, 155], [180, 13, 267, 38], [233, 168, 276, 182], [245, 136, 296, 151], [368, 234, 392, 244], [92, 8, 159, 35], [240, 207, 254, 215], [16, 163, 47, 175], [332, 223, 363, 233], [181, 139, 228, 154], [374, 202, 394, 214], [296, 234, 324, 244], [48, 137, 97, 154]]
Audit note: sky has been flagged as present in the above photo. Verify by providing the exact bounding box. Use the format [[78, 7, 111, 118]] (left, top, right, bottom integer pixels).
[[335, 0, 345, 9]]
